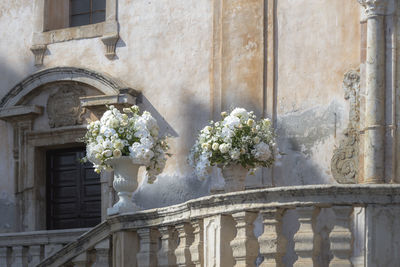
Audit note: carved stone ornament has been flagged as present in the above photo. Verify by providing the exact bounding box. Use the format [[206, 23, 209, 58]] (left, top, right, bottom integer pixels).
[[331, 70, 360, 184], [358, 0, 390, 17], [47, 84, 86, 128]]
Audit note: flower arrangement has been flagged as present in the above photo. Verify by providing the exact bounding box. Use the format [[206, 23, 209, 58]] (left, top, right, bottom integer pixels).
[[188, 107, 279, 179], [83, 105, 169, 183]]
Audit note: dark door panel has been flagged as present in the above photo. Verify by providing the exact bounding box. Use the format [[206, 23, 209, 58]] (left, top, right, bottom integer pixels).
[[47, 147, 101, 230]]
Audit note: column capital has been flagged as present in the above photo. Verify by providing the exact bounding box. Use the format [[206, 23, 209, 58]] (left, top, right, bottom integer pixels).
[[358, 0, 393, 17]]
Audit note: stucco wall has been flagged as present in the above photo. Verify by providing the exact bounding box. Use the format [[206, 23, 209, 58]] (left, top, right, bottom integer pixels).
[[274, 0, 361, 186], [0, 0, 361, 232]]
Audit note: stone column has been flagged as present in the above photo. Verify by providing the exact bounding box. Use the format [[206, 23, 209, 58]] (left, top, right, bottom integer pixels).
[[358, 0, 391, 183]]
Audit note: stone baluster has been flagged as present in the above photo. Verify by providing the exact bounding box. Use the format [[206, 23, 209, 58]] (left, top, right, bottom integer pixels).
[[137, 228, 158, 267], [158, 226, 177, 267], [93, 239, 111, 267], [11, 246, 26, 267], [329, 206, 353, 267], [189, 220, 204, 267], [71, 252, 88, 267], [230, 211, 259, 267], [29, 245, 42, 266], [258, 208, 287, 267], [113, 231, 139, 267], [175, 223, 194, 267], [293, 206, 320, 267], [0, 247, 9, 266]]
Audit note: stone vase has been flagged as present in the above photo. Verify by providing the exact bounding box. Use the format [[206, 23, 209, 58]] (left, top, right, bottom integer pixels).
[[107, 156, 141, 216], [221, 165, 248, 193]]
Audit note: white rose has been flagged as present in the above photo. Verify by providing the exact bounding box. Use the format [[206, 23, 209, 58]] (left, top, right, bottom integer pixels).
[[103, 150, 113, 158], [212, 143, 219, 151], [113, 149, 122, 158], [219, 144, 229, 154]]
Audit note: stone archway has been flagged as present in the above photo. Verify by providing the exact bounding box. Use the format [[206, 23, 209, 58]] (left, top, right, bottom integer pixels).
[[0, 67, 139, 232]]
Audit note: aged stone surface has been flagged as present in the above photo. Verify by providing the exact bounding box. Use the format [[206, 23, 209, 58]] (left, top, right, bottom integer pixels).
[[329, 206, 353, 267], [157, 226, 177, 267], [31, 185, 400, 267], [112, 231, 138, 267], [357, 0, 394, 184], [46, 84, 86, 128], [293, 207, 320, 267], [30, 44, 47, 66], [331, 70, 360, 184], [189, 220, 203, 267], [175, 223, 194, 267], [137, 228, 158, 267], [258, 208, 287, 267]]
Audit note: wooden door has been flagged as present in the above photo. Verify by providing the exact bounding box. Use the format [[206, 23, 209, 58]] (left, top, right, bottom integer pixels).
[[46, 147, 101, 230]]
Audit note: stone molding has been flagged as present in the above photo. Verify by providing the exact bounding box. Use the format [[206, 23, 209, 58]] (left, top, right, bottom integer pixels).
[[31, 0, 119, 64], [331, 70, 360, 184], [38, 184, 400, 266], [0, 67, 138, 109]]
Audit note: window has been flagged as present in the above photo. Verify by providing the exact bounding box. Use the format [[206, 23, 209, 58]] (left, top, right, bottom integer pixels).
[[70, 0, 106, 27], [44, 0, 106, 31]]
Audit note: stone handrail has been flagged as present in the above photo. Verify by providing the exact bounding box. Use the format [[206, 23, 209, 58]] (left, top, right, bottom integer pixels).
[[38, 184, 400, 266], [0, 228, 89, 266]]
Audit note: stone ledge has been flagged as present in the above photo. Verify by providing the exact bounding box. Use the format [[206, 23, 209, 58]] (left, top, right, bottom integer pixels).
[[0, 105, 43, 122], [0, 228, 90, 247]]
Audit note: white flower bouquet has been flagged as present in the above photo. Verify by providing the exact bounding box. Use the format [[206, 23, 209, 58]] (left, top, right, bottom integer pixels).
[[83, 105, 169, 183], [189, 107, 279, 179]]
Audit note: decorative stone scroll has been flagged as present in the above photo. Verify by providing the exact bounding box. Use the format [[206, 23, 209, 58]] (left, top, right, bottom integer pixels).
[[331, 70, 360, 184], [47, 84, 86, 128]]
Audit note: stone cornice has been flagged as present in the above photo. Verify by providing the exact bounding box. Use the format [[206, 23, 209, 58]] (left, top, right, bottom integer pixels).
[[358, 0, 393, 17]]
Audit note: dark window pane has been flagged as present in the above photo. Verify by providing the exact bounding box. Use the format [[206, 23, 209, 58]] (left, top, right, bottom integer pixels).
[[93, 0, 106, 11], [70, 14, 90, 27], [70, 0, 90, 15], [92, 11, 105, 24]]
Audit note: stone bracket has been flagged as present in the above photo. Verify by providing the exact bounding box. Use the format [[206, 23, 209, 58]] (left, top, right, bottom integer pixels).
[[30, 45, 47, 66], [101, 34, 119, 59]]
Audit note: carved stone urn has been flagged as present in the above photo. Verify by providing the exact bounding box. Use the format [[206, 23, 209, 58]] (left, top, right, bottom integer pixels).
[[107, 156, 142, 216], [220, 165, 248, 192]]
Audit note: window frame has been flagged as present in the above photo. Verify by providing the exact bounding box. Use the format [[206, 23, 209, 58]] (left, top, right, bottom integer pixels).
[[31, 0, 118, 62]]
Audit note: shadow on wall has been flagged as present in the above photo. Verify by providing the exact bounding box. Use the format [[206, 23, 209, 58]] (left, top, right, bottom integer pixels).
[[0, 54, 37, 233], [274, 101, 345, 186], [132, 93, 211, 209]]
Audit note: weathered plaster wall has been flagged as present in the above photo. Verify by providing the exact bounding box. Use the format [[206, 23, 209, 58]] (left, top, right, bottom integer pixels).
[[274, 0, 361, 185], [0, 0, 362, 232]]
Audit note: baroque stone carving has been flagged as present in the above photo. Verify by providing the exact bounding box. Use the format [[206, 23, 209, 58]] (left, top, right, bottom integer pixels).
[[47, 84, 86, 128], [331, 70, 360, 184], [358, 0, 390, 17]]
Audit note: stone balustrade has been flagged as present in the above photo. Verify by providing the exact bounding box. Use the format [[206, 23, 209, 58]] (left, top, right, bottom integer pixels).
[[30, 184, 400, 266], [0, 228, 89, 266]]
